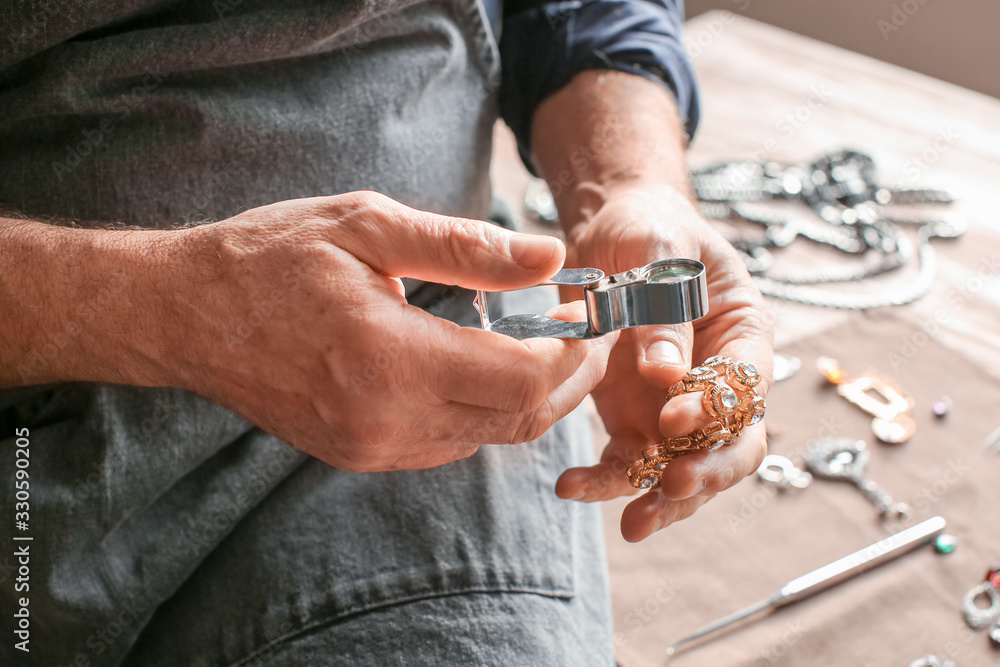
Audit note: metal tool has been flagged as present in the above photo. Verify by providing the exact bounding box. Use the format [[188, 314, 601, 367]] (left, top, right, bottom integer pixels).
[[802, 437, 911, 518], [483, 259, 709, 340], [665, 516, 947, 659]]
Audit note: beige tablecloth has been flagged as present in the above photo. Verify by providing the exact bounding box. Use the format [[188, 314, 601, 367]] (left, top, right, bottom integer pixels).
[[608, 313, 1000, 667]]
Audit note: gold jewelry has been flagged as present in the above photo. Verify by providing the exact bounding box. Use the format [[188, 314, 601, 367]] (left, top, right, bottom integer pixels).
[[816, 356, 916, 444], [628, 356, 766, 489]]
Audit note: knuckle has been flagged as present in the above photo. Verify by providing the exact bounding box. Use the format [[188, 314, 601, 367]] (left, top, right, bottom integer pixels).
[[443, 217, 490, 263], [337, 191, 396, 235], [493, 352, 549, 413], [347, 189, 388, 209], [705, 460, 743, 496], [514, 373, 549, 413], [513, 405, 554, 444]]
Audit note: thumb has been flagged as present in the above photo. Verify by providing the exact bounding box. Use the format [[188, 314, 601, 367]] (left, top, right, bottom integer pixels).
[[633, 323, 694, 388], [335, 192, 565, 290]]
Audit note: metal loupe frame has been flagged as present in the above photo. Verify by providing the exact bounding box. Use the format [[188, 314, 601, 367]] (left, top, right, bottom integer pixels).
[[487, 258, 708, 340]]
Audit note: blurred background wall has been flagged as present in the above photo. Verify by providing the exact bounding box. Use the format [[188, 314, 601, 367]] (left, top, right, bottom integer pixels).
[[685, 0, 1000, 99]]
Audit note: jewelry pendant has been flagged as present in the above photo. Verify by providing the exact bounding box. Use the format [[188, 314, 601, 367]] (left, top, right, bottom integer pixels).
[[802, 437, 910, 518], [816, 357, 917, 444], [756, 454, 812, 490], [962, 581, 1000, 630], [962, 563, 1000, 639]]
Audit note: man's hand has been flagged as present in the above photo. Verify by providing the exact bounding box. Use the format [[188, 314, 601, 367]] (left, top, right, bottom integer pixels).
[[0, 192, 616, 471], [529, 70, 774, 541], [553, 185, 772, 541]]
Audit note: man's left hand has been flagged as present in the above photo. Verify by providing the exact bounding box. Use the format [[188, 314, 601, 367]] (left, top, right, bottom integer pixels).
[[553, 183, 774, 541]]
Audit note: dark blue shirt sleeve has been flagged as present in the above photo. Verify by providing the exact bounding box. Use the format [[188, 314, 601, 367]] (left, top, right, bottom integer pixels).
[[494, 0, 700, 172]]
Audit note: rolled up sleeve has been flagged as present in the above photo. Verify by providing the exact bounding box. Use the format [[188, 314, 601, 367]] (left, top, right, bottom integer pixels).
[[498, 0, 700, 170]]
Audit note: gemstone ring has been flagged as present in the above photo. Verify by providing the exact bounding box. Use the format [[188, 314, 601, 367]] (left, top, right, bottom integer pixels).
[[627, 356, 766, 489]]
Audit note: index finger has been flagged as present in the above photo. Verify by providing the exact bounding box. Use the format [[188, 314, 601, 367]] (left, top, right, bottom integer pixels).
[[409, 301, 616, 414]]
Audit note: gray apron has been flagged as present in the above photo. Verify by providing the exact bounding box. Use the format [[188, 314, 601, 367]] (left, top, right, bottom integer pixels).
[[0, 1, 612, 664]]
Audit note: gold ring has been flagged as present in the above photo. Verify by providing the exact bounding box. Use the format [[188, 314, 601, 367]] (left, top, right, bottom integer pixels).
[[628, 356, 766, 489]]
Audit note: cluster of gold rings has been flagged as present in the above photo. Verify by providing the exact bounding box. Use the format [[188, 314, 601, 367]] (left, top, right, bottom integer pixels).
[[627, 355, 766, 489]]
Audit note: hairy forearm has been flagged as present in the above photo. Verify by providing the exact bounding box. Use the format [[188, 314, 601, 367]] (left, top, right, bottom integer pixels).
[[529, 70, 693, 242], [0, 218, 178, 389]]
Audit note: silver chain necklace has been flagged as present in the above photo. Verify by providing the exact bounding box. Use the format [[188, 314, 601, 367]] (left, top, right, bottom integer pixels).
[[690, 149, 964, 309]]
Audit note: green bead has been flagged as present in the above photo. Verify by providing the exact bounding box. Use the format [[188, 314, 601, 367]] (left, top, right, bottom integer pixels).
[[933, 534, 958, 554]]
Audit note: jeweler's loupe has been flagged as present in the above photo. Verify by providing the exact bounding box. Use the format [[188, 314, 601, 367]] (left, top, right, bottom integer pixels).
[[486, 258, 709, 340]]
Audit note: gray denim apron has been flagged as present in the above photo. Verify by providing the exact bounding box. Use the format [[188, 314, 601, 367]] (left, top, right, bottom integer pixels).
[[0, 1, 612, 665]]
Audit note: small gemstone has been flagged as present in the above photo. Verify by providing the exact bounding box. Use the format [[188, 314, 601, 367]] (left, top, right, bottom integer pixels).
[[749, 402, 766, 425], [816, 356, 846, 384], [834, 451, 855, 465], [706, 434, 735, 451], [690, 366, 712, 376], [740, 362, 758, 378], [720, 389, 739, 409], [933, 534, 958, 554], [932, 397, 952, 417], [637, 474, 658, 489], [703, 355, 731, 368], [986, 562, 1000, 587]]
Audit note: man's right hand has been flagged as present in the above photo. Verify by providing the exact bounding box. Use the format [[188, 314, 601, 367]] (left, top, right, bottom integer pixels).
[[114, 191, 613, 470]]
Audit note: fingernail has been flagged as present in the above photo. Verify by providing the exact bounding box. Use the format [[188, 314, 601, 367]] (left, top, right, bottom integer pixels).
[[509, 235, 559, 270], [684, 476, 706, 498], [645, 340, 683, 367]]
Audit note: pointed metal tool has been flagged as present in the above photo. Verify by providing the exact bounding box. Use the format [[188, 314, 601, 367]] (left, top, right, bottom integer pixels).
[[665, 516, 947, 659]]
